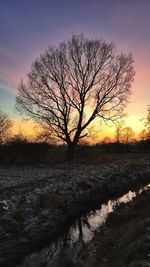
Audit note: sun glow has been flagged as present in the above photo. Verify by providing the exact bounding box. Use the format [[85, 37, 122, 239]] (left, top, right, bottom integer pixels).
[[11, 114, 144, 143], [12, 120, 37, 140]]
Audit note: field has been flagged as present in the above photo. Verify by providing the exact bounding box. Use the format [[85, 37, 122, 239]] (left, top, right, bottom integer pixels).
[[0, 149, 150, 266]]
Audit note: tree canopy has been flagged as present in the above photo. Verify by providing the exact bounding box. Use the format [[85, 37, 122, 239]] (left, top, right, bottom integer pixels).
[[16, 34, 134, 160]]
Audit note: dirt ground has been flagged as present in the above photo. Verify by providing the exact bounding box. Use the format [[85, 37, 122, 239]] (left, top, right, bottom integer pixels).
[[0, 157, 150, 266]]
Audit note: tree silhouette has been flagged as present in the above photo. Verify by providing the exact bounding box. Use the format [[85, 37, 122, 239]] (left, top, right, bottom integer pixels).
[[145, 105, 150, 139], [114, 122, 124, 143], [122, 126, 135, 143], [16, 34, 134, 160], [0, 109, 13, 143], [139, 105, 150, 141]]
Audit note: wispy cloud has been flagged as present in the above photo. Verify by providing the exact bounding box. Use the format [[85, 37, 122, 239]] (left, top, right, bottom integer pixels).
[[0, 46, 16, 62], [0, 78, 17, 94]]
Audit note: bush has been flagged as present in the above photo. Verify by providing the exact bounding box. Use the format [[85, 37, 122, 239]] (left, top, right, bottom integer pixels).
[[0, 141, 49, 164]]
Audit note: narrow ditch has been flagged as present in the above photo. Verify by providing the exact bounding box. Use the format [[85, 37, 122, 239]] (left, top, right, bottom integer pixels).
[[19, 183, 150, 267]]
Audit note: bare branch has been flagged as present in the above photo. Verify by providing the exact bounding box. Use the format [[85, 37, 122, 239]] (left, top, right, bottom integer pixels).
[[16, 34, 135, 160]]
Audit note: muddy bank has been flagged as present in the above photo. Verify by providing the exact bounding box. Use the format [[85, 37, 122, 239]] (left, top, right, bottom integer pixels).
[[74, 188, 150, 267], [19, 185, 150, 267], [0, 160, 150, 266]]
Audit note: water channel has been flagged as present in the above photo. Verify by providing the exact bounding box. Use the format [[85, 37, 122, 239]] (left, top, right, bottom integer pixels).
[[19, 184, 150, 267]]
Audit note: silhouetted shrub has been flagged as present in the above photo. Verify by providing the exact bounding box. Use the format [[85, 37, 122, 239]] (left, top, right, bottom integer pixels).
[[0, 139, 150, 165], [0, 141, 49, 164]]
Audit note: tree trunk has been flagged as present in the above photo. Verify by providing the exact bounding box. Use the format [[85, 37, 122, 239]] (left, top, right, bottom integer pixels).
[[65, 142, 77, 162]]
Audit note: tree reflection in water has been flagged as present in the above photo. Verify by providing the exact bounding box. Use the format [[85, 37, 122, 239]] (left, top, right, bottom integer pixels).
[[19, 184, 150, 267]]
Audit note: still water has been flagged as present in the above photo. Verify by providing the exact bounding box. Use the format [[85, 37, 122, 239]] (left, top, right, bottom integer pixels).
[[19, 184, 150, 267]]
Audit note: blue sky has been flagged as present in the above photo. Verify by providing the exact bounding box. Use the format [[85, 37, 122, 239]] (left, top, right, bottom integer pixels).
[[0, 0, 150, 134]]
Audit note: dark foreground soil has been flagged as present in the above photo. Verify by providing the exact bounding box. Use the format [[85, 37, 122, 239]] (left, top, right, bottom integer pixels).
[[0, 158, 150, 266]]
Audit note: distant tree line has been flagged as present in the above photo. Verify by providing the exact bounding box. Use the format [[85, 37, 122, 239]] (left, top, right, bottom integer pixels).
[[1, 106, 150, 146], [1, 101, 150, 165]]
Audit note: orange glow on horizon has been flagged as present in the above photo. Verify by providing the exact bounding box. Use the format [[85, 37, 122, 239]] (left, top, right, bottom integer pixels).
[[11, 114, 144, 143], [12, 120, 37, 140]]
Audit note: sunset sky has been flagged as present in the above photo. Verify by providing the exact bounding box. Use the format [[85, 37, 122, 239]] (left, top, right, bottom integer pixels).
[[0, 0, 150, 140]]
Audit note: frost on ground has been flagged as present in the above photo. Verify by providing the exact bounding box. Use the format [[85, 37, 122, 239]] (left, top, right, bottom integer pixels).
[[0, 159, 150, 266]]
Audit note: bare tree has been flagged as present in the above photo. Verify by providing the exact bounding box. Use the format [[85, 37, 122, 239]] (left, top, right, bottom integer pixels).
[[16, 34, 134, 160], [0, 109, 13, 143], [114, 122, 124, 143], [139, 129, 147, 142], [122, 126, 135, 143], [102, 136, 112, 144], [35, 127, 56, 143], [144, 105, 150, 139], [139, 105, 150, 141]]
